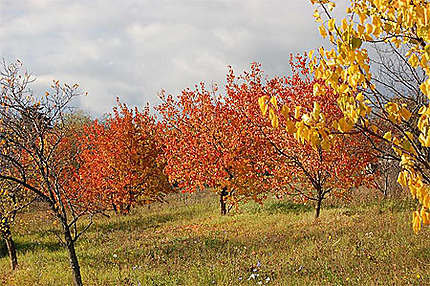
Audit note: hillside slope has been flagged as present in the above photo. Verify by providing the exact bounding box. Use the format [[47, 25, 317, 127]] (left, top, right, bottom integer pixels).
[[1, 194, 429, 285]]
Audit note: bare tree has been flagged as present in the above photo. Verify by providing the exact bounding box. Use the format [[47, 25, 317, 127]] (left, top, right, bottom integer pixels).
[[0, 60, 97, 286], [356, 43, 430, 189]]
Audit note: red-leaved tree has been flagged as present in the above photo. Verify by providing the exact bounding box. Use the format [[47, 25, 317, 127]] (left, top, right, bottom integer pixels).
[[159, 55, 375, 218], [70, 101, 172, 214], [157, 83, 276, 215], [256, 55, 377, 217]]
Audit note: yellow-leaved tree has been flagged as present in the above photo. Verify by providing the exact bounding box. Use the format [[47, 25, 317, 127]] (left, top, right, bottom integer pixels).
[[261, 0, 430, 233]]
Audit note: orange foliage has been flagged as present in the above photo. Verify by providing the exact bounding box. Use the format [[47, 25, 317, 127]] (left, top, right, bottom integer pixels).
[[159, 55, 376, 216], [157, 80, 275, 210], [258, 55, 377, 215], [68, 101, 172, 213]]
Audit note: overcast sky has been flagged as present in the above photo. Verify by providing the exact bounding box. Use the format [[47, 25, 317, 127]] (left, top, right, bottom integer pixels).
[[0, 0, 346, 116]]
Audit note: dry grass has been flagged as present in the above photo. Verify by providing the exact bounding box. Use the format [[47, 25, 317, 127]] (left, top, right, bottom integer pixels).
[[1, 192, 429, 285]]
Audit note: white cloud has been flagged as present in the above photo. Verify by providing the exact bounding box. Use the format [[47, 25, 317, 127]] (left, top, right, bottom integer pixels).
[[0, 0, 347, 116]]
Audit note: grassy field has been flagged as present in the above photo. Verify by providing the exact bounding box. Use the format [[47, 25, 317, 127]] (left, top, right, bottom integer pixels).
[[1, 193, 430, 285]]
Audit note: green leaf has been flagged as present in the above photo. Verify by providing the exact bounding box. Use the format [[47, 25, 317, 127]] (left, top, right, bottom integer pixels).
[[351, 37, 362, 50]]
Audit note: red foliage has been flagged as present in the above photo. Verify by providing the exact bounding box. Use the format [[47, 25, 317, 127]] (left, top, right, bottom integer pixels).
[[157, 81, 275, 211], [253, 55, 376, 213], [68, 101, 171, 213], [158, 55, 376, 216]]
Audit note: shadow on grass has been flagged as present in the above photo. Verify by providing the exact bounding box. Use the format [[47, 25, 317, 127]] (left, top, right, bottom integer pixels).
[[244, 200, 313, 215], [89, 208, 198, 234], [265, 201, 312, 214], [15, 240, 62, 254], [0, 238, 62, 259]]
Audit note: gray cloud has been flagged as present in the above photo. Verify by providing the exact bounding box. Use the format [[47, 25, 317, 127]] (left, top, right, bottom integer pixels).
[[0, 0, 346, 116]]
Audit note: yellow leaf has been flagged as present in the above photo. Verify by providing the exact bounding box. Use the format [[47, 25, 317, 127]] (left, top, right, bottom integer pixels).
[[281, 105, 290, 118], [285, 120, 296, 133], [308, 49, 315, 60], [271, 116, 279, 129], [423, 193, 430, 209], [338, 118, 352, 133], [400, 106, 412, 121], [321, 138, 330, 151], [413, 211, 421, 234], [310, 132, 320, 148], [328, 18, 336, 32], [424, 134, 430, 147], [258, 96, 269, 116], [319, 25, 327, 38], [313, 83, 321, 96], [420, 79, 430, 98], [270, 96, 278, 109], [366, 23, 374, 34], [397, 172, 407, 187], [269, 107, 275, 121], [422, 208, 429, 225], [383, 131, 392, 141], [294, 106, 301, 120], [341, 18, 348, 31], [408, 53, 419, 68]]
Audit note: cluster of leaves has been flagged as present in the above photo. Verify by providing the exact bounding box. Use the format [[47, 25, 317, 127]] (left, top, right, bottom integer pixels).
[[258, 56, 377, 215], [69, 101, 173, 214], [313, 0, 430, 233], [157, 78, 275, 211], [261, 0, 430, 233], [159, 57, 376, 216]]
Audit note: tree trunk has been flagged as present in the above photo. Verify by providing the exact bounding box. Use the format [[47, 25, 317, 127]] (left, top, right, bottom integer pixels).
[[4, 231, 18, 270], [220, 188, 228, 215], [315, 196, 323, 219], [383, 175, 388, 197], [63, 226, 83, 286], [112, 203, 118, 214]]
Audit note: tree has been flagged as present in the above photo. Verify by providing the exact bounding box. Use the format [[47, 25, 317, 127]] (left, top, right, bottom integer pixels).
[[365, 119, 404, 198], [287, 0, 430, 232], [0, 180, 34, 270], [0, 60, 100, 285], [158, 58, 374, 217], [253, 56, 376, 217], [157, 80, 276, 215], [71, 101, 172, 214]]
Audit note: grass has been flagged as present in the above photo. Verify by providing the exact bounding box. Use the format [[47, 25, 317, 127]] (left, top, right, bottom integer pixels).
[[1, 193, 430, 285]]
